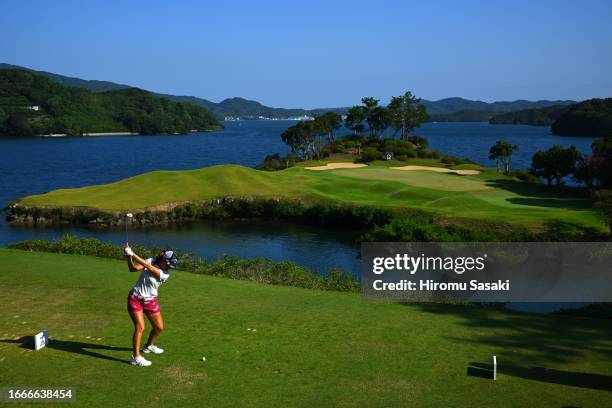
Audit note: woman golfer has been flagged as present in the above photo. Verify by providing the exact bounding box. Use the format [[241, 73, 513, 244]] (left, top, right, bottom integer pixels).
[[124, 245, 178, 366]]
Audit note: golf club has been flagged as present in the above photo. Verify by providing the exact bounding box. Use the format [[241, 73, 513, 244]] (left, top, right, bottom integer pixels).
[[124, 213, 133, 245]]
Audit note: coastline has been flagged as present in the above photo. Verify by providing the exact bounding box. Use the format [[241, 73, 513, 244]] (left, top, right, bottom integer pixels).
[[41, 132, 139, 137], [37, 126, 224, 137]]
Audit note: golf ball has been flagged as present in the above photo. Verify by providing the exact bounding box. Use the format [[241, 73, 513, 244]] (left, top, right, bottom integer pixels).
[[202, 356, 206, 361]]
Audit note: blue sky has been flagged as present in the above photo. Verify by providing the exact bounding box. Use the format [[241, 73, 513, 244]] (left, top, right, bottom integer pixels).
[[1, 0, 611, 107]]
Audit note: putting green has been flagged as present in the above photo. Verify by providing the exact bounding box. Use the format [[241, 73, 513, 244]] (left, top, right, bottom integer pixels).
[[18, 163, 601, 229], [1, 250, 611, 407]]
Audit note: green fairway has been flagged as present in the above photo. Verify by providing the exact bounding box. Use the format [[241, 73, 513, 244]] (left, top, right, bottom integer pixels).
[[1, 250, 611, 407], [19, 163, 601, 229]]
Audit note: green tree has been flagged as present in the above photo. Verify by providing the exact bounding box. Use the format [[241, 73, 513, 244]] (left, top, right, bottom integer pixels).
[[281, 125, 306, 158], [407, 135, 428, 149], [299, 120, 320, 159], [574, 155, 603, 189], [280, 120, 320, 160], [345, 106, 366, 135], [530, 145, 581, 187], [369, 106, 390, 137], [489, 140, 518, 174], [320, 111, 342, 143], [387, 91, 429, 140], [591, 137, 612, 187], [360, 97, 382, 137]]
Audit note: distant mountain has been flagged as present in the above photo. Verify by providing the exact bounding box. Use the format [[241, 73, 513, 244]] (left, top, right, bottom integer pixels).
[[421, 97, 575, 116], [156, 95, 348, 119], [0, 63, 578, 121], [428, 109, 495, 122], [198, 97, 312, 119]]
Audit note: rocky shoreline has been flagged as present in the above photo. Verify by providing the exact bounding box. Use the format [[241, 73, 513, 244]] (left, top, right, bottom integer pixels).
[[5, 197, 395, 230]]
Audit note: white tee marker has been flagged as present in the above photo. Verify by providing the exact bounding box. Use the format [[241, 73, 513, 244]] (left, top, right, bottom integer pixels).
[[493, 355, 497, 380], [34, 330, 48, 350]]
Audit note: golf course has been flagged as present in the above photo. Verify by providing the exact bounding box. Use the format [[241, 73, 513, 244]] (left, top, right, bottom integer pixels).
[[15, 160, 602, 230], [1, 249, 611, 407]]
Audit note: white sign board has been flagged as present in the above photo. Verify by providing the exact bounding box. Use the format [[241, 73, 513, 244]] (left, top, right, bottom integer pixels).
[[34, 330, 48, 350]]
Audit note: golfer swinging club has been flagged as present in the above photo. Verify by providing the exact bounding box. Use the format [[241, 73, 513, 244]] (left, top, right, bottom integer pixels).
[[124, 245, 178, 366]]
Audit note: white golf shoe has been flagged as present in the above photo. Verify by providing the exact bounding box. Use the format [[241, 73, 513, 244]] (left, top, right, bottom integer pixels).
[[142, 344, 164, 354], [130, 355, 152, 366]]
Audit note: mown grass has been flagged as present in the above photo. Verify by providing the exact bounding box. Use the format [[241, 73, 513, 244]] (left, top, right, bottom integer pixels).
[[1, 250, 611, 407], [19, 162, 601, 229]]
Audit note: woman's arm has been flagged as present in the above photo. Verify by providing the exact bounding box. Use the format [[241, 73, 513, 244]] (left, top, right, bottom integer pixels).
[[134, 254, 162, 278], [125, 248, 162, 279], [127, 256, 144, 272]]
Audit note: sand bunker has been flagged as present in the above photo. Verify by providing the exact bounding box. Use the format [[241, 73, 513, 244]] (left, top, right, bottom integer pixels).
[[390, 165, 481, 175], [304, 162, 368, 170]]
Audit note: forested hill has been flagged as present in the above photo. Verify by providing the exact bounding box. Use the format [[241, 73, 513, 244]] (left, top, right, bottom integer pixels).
[[551, 98, 612, 137], [489, 99, 612, 137], [0, 63, 132, 92], [489, 105, 571, 126], [0, 69, 221, 137]]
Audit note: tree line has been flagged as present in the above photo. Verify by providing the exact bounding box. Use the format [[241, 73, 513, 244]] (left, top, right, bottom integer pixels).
[[280, 92, 429, 160]]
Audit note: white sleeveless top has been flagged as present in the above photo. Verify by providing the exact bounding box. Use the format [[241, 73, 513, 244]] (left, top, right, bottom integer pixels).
[[132, 258, 170, 299]]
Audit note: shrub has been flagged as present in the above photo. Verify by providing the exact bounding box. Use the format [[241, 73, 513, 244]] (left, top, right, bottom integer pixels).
[[361, 147, 383, 162], [256, 153, 300, 171], [417, 148, 433, 158], [394, 146, 417, 157], [8, 236, 359, 292], [513, 171, 541, 184], [440, 155, 474, 165]]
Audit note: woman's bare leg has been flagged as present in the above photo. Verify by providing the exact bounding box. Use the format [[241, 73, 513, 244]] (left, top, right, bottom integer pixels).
[[145, 312, 164, 347], [129, 310, 145, 357]]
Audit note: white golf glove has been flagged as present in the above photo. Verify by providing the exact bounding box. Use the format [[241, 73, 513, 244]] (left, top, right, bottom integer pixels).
[[124, 246, 134, 256]]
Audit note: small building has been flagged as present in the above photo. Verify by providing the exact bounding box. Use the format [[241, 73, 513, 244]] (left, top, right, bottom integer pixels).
[[29, 106, 40, 111]]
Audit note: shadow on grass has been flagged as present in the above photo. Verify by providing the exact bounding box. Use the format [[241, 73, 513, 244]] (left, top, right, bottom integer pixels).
[[403, 303, 612, 377], [485, 179, 589, 210], [505, 197, 589, 209], [468, 362, 612, 391], [467, 365, 493, 379], [0, 337, 131, 364]]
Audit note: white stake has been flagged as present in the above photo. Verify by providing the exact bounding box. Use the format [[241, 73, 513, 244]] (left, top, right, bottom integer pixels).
[[493, 355, 497, 380]]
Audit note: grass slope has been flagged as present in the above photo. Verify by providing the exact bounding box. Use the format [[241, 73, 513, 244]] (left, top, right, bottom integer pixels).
[[1, 250, 611, 407], [20, 163, 600, 229]]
